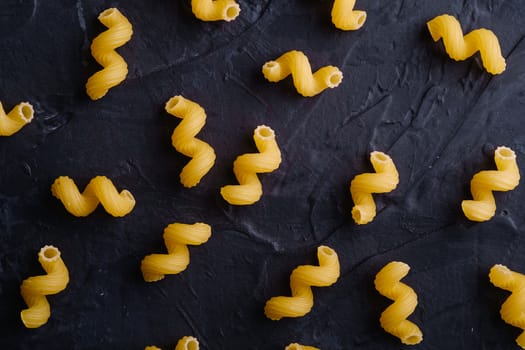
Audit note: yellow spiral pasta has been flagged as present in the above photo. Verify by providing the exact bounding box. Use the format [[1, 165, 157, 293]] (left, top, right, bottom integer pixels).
[[489, 264, 525, 349], [145, 336, 200, 350], [264, 246, 340, 321], [374, 261, 423, 345], [285, 343, 319, 350], [85, 8, 133, 100], [0, 101, 34, 136], [462, 146, 520, 222], [427, 14, 506, 75], [331, 0, 366, 31], [51, 176, 136, 217], [141, 223, 211, 282], [350, 151, 399, 225], [262, 50, 343, 97], [20, 245, 69, 328], [191, 0, 240, 22], [165, 96, 216, 188], [220, 125, 282, 205]]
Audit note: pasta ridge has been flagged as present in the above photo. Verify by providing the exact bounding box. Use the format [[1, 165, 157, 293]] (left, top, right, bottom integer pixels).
[[191, 0, 240, 22], [0, 101, 34, 136], [350, 151, 399, 225], [461, 146, 520, 222], [86, 8, 133, 100], [374, 261, 423, 345], [141, 223, 211, 282], [264, 246, 340, 320], [220, 125, 281, 205], [20, 246, 69, 328], [165, 96, 216, 188], [489, 264, 525, 348], [427, 14, 506, 74], [331, 0, 366, 31], [51, 176, 135, 217], [262, 50, 343, 97]]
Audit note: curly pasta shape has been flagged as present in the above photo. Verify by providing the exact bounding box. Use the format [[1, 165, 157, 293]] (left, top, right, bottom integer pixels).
[[374, 261, 423, 345], [165, 96, 216, 188], [86, 8, 133, 100], [191, 0, 240, 22], [51, 176, 135, 217], [285, 343, 319, 350], [489, 264, 525, 349], [462, 146, 520, 222], [331, 0, 366, 31], [264, 246, 340, 321], [350, 151, 399, 225], [20, 245, 69, 328], [0, 101, 34, 136], [141, 223, 211, 282], [262, 50, 343, 97], [427, 14, 506, 75], [220, 125, 282, 205], [145, 336, 200, 350]]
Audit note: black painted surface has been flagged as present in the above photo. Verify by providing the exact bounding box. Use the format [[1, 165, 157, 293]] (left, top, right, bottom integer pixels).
[[1, 0, 525, 349]]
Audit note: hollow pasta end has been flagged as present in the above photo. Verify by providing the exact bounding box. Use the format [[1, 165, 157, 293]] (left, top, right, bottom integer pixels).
[[18, 102, 34, 122], [496, 146, 515, 160], [327, 71, 343, 88], [255, 125, 275, 140], [39, 245, 61, 262], [223, 3, 240, 21]]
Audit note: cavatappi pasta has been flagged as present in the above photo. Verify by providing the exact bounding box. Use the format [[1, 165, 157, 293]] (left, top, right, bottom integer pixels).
[[145, 336, 199, 350], [0, 101, 34, 136], [191, 0, 240, 22], [331, 0, 366, 31], [285, 343, 320, 350], [20, 245, 69, 328]]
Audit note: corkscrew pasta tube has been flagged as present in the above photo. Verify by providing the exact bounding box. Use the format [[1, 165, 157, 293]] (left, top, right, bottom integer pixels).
[[374, 261, 423, 345], [0, 101, 34, 136], [191, 0, 240, 22], [262, 50, 343, 97], [20, 245, 69, 328], [165, 96, 216, 188], [220, 125, 282, 205], [350, 151, 399, 225], [264, 246, 340, 320], [86, 8, 133, 100], [331, 0, 366, 31], [51, 176, 135, 217], [145, 336, 200, 350], [462, 146, 520, 222], [427, 14, 506, 75], [141, 223, 211, 282]]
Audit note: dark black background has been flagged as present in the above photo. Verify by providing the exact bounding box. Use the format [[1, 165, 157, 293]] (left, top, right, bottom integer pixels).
[[1, 0, 525, 349]]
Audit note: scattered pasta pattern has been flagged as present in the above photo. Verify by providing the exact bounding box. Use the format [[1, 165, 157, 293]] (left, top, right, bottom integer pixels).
[[489, 264, 525, 349], [0, 101, 34, 136], [86, 8, 133, 100], [262, 50, 343, 97], [264, 246, 340, 320], [331, 0, 366, 31], [51, 176, 136, 217], [145, 336, 200, 350], [20, 246, 69, 328], [350, 151, 399, 225], [191, 0, 240, 22], [285, 343, 319, 350], [220, 125, 282, 205], [374, 261, 423, 345], [462, 146, 520, 222], [165, 96, 216, 188], [141, 223, 211, 282], [427, 14, 506, 75]]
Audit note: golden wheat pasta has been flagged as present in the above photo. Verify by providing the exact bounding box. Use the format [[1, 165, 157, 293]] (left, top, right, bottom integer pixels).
[[489, 264, 525, 349], [350, 151, 399, 225], [51, 176, 135, 217], [462, 146, 520, 222], [262, 50, 343, 97], [144, 347, 161, 350], [285, 343, 319, 350], [191, 0, 240, 22], [331, 0, 366, 31], [264, 246, 340, 320], [220, 125, 281, 205], [20, 245, 69, 328], [145, 336, 199, 350], [0, 101, 34, 136], [141, 223, 211, 282], [374, 261, 423, 345], [85, 8, 133, 100], [165, 96, 216, 188], [427, 14, 505, 75]]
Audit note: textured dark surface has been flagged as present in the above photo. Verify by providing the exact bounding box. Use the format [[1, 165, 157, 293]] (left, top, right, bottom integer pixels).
[[1, 0, 525, 349]]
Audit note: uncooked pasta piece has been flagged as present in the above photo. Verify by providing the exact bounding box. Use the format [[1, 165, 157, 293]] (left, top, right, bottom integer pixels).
[[285, 343, 319, 350], [0, 101, 34, 136], [145, 335, 200, 350], [331, 0, 366, 31]]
